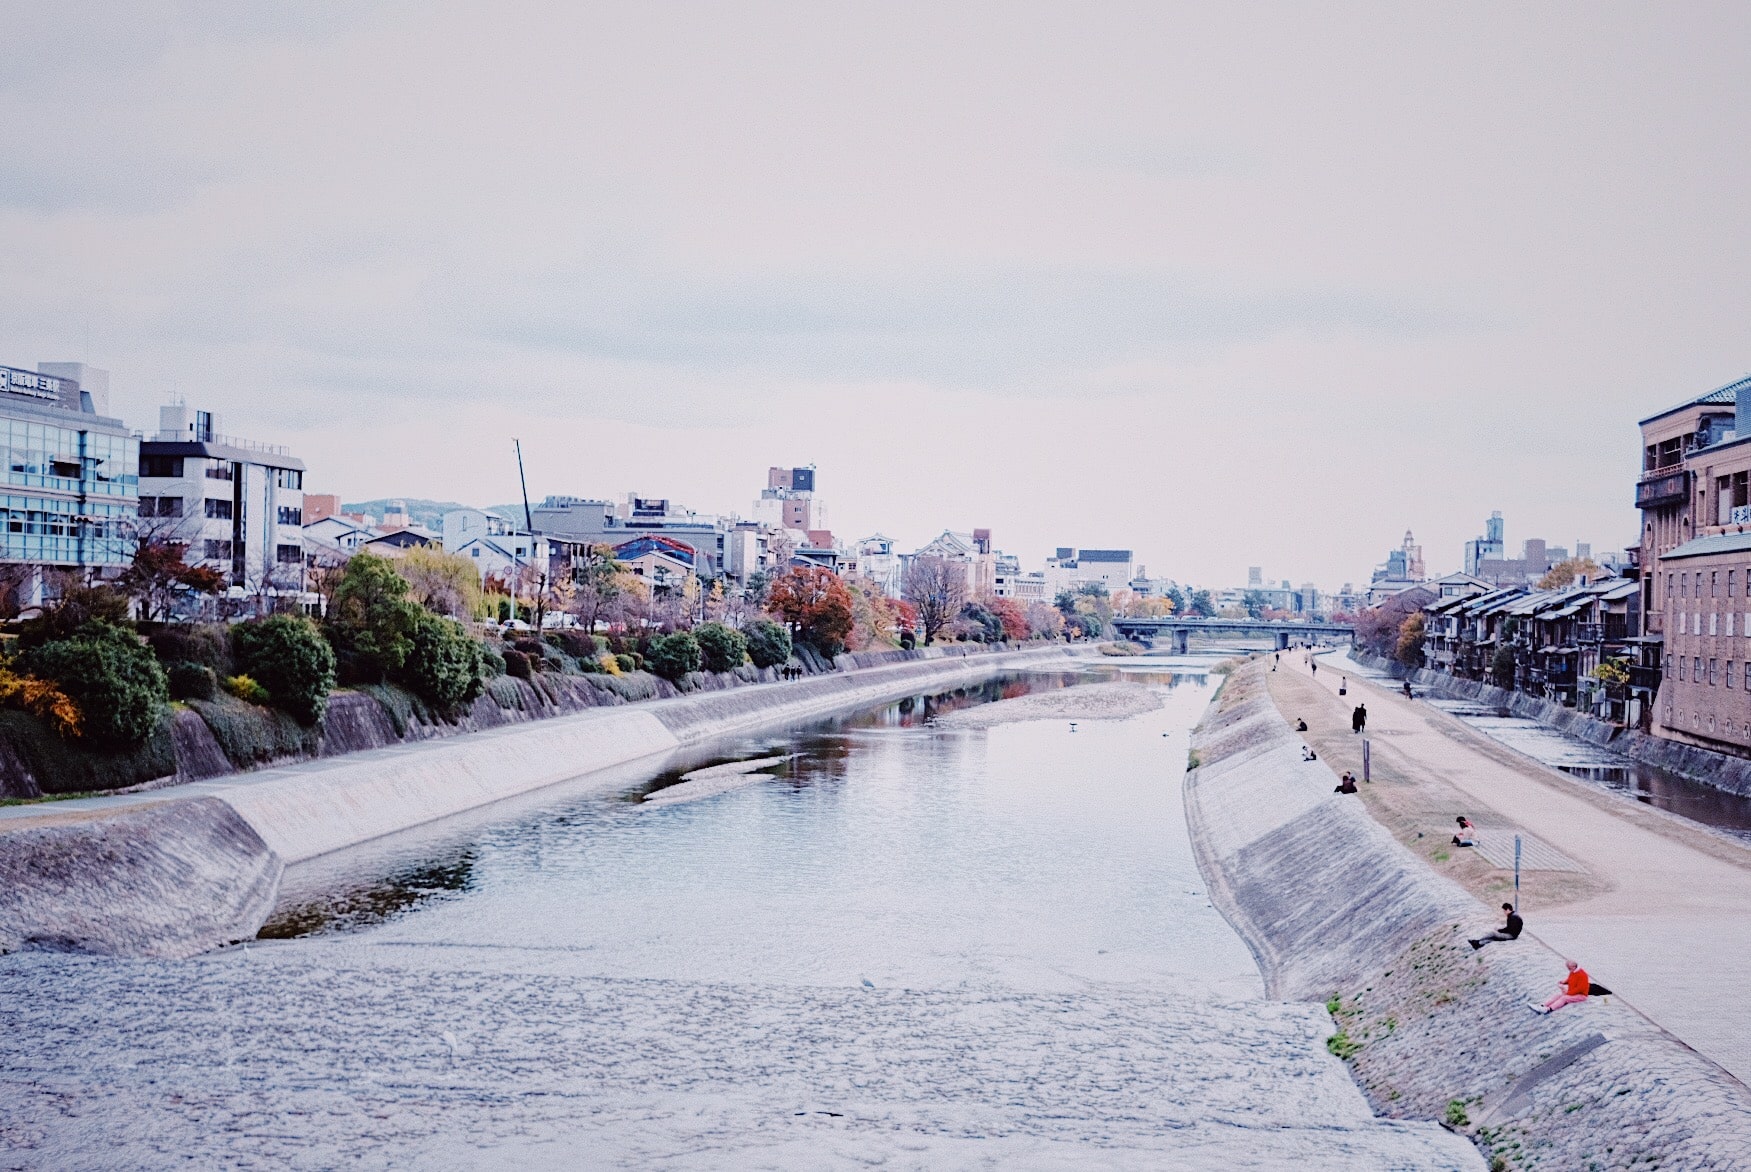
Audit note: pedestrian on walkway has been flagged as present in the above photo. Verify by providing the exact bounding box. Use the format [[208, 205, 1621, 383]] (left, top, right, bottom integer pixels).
[[1338, 675, 1348, 696], [1469, 903, 1523, 949], [1311, 660, 1318, 676], [1351, 704, 1367, 734], [1402, 680, 1413, 700], [1534, 960, 1591, 1013]]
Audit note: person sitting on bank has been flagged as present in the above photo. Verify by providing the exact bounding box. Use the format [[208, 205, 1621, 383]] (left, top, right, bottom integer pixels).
[[1301, 745, 1318, 761], [1334, 772, 1358, 794], [1534, 959, 1591, 1013], [1295, 718, 1308, 732], [1452, 816, 1477, 847], [1469, 903, 1522, 949]]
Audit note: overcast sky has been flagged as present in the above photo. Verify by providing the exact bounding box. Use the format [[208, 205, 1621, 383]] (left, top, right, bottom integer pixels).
[[3, 2, 1747, 588]]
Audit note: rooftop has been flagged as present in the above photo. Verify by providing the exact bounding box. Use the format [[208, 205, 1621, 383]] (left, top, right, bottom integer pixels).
[[1638, 373, 1751, 427]]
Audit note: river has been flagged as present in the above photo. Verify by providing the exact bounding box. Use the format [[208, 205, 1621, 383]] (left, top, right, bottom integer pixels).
[[0, 655, 1479, 1169]]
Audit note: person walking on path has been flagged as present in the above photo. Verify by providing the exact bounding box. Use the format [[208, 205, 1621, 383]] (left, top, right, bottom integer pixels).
[[1351, 703, 1367, 734], [1535, 960, 1591, 1013], [1470, 903, 1523, 949]]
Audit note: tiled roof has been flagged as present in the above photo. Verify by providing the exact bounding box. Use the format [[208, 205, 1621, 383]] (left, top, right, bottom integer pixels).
[[1658, 531, 1751, 561], [1639, 374, 1751, 425]]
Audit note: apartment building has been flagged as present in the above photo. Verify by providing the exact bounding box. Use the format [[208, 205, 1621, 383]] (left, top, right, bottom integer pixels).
[[0, 362, 138, 597], [137, 404, 306, 593]]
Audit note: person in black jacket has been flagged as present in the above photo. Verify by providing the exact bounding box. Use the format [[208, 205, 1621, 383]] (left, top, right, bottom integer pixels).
[[1469, 903, 1524, 950]]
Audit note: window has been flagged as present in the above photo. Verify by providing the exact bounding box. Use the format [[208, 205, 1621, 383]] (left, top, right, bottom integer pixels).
[[1678, 657, 1686, 681], [204, 459, 234, 481], [1710, 659, 1719, 685], [1681, 573, 1689, 597], [1730, 662, 1737, 689], [276, 544, 302, 564], [274, 468, 302, 489], [1695, 656, 1703, 682], [1712, 571, 1720, 597], [1733, 570, 1740, 597], [141, 455, 184, 478], [277, 506, 302, 526], [194, 410, 214, 442], [203, 539, 233, 560], [204, 498, 233, 520], [1731, 613, 1738, 638], [1711, 613, 1719, 636]]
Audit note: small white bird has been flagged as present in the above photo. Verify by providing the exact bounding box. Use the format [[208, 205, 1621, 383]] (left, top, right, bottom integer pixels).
[[861, 977, 875, 989]]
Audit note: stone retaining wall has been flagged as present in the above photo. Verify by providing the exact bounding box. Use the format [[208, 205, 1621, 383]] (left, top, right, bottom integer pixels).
[[0, 646, 1067, 959], [1354, 651, 1751, 799], [1185, 662, 1751, 1171]]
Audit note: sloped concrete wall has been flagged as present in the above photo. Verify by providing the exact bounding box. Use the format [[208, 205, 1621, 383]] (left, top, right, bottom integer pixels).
[[1185, 663, 1751, 1171], [0, 797, 279, 959]]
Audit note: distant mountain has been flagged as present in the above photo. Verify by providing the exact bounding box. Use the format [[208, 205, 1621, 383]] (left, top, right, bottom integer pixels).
[[340, 498, 474, 531]]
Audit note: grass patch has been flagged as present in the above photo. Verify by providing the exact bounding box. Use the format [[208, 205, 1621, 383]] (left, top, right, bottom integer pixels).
[[1326, 1030, 1362, 1060], [0, 708, 177, 796], [1445, 1098, 1471, 1128], [187, 694, 321, 768], [1185, 749, 1202, 771]]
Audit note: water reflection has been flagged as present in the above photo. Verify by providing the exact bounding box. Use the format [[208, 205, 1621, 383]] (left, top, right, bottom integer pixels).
[[257, 657, 1261, 998]]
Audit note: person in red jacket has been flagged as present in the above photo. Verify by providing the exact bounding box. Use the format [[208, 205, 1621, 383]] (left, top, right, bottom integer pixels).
[[1534, 959, 1591, 1013]]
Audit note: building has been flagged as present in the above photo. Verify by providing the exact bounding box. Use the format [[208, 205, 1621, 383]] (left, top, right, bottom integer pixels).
[[1635, 374, 1751, 752], [911, 529, 997, 598], [303, 494, 342, 524], [1368, 530, 1427, 598], [137, 403, 305, 595], [614, 534, 699, 597], [530, 495, 726, 579], [0, 362, 138, 603], [843, 533, 902, 596], [753, 466, 824, 533], [1463, 512, 1506, 577], [1045, 547, 1134, 594]]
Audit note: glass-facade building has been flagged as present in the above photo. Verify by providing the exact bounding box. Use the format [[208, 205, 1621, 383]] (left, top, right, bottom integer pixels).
[[0, 364, 138, 567]]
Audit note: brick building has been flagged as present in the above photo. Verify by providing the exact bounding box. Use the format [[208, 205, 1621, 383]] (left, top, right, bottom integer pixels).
[[1637, 374, 1751, 752]]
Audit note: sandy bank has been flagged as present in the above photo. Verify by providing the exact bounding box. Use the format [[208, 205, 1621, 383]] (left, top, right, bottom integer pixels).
[[932, 682, 1163, 728], [641, 756, 790, 807]]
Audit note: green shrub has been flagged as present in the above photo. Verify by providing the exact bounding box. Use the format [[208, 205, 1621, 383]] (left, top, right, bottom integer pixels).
[[146, 623, 232, 673], [225, 673, 270, 704], [166, 660, 218, 701], [399, 615, 492, 709], [17, 622, 170, 750], [554, 630, 599, 660], [17, 585, 132, 651], [503, 648, 533, 679], [744, 619, 792, 669], [693, 622, 747, 673], [0, 708, 177, 795], [646, 631, 702, 681], [479, 644, 506, 678], [231, 615, 336, 725], [612, 653, 636, 674]]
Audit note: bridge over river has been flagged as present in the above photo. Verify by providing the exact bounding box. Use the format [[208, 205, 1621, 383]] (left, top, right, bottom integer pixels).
[[1109, 616, 1355, 653]]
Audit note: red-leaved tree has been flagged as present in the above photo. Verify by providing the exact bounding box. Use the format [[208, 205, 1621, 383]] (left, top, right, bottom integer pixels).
[[985, 596, 1030, 642], [766, 567, 855, 658]]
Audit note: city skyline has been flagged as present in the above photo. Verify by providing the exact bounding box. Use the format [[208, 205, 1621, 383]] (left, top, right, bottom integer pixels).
[[3, 3, 1748, 584]]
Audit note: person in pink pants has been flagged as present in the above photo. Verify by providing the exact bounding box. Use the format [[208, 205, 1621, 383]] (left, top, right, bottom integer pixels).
[[1535, 959, 1590, 1013]]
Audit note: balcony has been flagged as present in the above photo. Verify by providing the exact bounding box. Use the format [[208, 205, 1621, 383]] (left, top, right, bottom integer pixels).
[[1636, 469, 1690, 509]]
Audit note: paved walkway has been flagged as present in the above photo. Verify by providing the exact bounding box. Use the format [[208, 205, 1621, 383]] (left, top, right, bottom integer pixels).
[[1266, 649, 1751, 1085]]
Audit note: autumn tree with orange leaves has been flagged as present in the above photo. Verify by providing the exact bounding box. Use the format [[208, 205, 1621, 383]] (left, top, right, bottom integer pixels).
[[766, 566, 855, 658]]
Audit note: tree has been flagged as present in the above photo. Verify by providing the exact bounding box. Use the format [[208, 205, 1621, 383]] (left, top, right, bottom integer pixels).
[[119, 536, 227, 621], [986, 596, 1030, 641], [1164, 584, 1188, 616], [400, 547, 484, 618], [231, 615, 337, 725], [903, 557, 968, 645], [1025, 601, 1064, 640], [323, 552, 424, 683], [1393, 613, 1426, 669], [744, 618, 793, 669], [1187, 589, 1215, 618], [693, 622, 747, 672], [646, 630, 703, 681], [767, 567, 855, 657], [1353, 607, 1403, 658], [1538, 557, 1605, 590], [1242, 589, 1269, 619], [18, 621, 168, 749]]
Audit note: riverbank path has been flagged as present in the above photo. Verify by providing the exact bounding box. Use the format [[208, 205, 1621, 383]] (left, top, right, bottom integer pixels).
[[1265, 649, 1751, 1085]]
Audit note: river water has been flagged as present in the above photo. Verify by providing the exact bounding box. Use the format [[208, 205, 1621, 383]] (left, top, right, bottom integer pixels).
[[0, 656, 1480, 1170]]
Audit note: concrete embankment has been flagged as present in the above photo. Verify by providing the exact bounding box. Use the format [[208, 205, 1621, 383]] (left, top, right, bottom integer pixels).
[[0, 646, 1067, 958], [1185, 662, 1751, 1171], [1354, 650, 1751, 800]]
